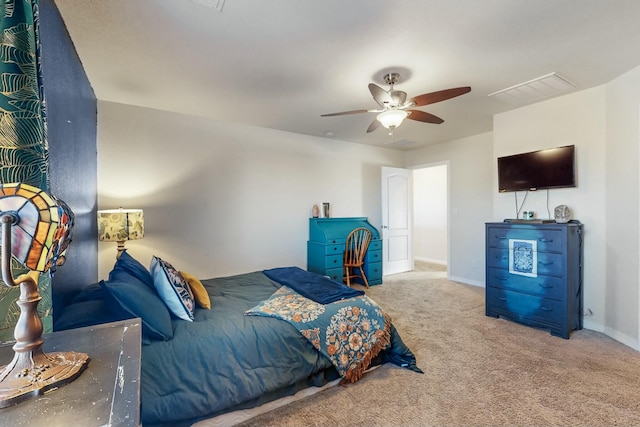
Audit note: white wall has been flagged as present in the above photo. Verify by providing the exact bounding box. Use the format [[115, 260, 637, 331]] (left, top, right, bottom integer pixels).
[[96, 101, 404, 279], [604, 65, 640, 345], [404, 132, 494, 286], [413, 164, 447, 265], [493, 86, 609, 340]]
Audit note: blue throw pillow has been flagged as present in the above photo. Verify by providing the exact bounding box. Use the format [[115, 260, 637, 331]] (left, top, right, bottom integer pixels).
[[109, 250, 154, 288], [150, 256, 195, 321], [56, 299, 132, 331], [100, 271, 174, 341]]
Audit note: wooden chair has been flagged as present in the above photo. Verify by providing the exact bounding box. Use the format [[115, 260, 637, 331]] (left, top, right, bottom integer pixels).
[[343, 227, 372, 288]]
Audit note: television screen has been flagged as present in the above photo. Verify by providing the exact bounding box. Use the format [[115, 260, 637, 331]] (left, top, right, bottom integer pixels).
[[498, 145, 576, 192]]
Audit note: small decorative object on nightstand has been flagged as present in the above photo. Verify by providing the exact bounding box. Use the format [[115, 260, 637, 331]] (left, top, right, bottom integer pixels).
[[322, 202, 331, 218], [554, 204, 571, 223], [521, 210, 535, 220]]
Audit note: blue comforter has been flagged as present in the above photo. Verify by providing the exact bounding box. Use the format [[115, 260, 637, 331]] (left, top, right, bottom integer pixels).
[[60, 270, 421, 427], [141, 271, 336, 426]]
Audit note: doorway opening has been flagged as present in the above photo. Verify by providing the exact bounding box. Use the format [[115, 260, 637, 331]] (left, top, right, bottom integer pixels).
[[412, 163, 448, 277]]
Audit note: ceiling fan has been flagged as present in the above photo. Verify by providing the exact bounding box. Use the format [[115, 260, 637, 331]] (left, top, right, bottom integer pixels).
[[321, 73, 471, 134]]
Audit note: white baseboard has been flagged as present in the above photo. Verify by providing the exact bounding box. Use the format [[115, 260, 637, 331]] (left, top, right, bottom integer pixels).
[[448, 275, 484, 288], [414, 256, 447, 266], [583, 319, 640, 351]]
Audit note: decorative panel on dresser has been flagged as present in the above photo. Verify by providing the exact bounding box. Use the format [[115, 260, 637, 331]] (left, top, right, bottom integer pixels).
[[485, 221, 583, 339], [307, 217, 382, 285]]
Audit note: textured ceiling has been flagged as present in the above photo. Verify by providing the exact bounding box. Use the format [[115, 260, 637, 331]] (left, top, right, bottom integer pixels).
[[53, 0, 640, 150]]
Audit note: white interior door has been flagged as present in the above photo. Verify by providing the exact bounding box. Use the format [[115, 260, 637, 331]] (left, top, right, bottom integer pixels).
[[381, 166, 413, 275]]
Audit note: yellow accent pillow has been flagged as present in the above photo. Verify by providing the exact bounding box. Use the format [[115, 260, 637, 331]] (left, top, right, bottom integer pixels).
[[179, 271, 211, 310]]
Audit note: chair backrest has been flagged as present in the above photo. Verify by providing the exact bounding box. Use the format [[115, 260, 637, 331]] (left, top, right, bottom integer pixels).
[[344, 227, 372, 265]]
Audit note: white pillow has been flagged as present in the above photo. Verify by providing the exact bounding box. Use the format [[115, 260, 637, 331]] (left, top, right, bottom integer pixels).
[[151, 256, 195, 321]]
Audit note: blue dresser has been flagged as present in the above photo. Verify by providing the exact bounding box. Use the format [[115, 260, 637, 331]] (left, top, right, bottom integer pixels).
[[307, 217, 382, 285], [485, 221, 583, 338]]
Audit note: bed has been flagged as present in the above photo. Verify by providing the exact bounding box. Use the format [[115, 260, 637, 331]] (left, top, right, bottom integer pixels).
[[56, 251, 421, 427]]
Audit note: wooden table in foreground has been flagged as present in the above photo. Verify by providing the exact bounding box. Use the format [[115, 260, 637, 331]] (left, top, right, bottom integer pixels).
[[0, 318, 141, 426]]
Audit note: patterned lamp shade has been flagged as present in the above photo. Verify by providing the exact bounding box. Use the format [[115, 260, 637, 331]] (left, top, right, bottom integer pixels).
[[0, 182, 74, 274], [97, 208, 144, 244]]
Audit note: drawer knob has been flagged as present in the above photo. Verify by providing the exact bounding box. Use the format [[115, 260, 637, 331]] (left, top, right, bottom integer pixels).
[[539, 238, 554, 243], [540, 261, 554, 266], [540, 306, 553, 312], [498, 297, 507, 301]]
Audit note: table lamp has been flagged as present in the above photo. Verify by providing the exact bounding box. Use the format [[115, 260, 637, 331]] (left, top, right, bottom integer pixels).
[[97, 208, 144, 258], [0, 182, 89, 408]]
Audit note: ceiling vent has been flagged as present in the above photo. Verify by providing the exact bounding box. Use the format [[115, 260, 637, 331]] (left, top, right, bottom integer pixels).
[[191, 0, 225, 11], [488, 72, 575, 106]]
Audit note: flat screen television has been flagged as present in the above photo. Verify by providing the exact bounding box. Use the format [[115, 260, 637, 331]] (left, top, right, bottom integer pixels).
[[497, 145, 576, 192]]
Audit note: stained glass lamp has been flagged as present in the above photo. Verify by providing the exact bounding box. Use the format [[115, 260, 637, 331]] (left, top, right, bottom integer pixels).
[[97, 208, 144, 259], [0, 182, 89, 408]]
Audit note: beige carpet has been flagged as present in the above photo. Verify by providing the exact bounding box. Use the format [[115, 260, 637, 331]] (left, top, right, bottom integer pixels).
[[237, 263, 640, 427]]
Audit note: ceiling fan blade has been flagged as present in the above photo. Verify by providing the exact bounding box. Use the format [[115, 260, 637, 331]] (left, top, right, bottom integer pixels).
[[407, 110, 444, 124], [369, 83, 393, 107], [366, 118, 380, 133], [409, 86, 471, 107], [321, 109, 370, 117]]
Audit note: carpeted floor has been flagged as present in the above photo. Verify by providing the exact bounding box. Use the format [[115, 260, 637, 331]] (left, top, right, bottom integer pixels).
[[237, 263, 640, 427]]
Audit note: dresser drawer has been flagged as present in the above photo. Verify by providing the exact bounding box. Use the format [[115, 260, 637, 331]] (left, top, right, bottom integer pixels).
[[348, 262, 383, 286], [365, 249, 382, 264], [368, 240, 382, 252], [487, 267, 564, 300], [486, 227, 564, 253], [487, 248, 565, 277], [486, 287, 564, 326], [365, 262, 382, 282], [322, 254, 343, 269], [322, 244, 343, 255], [325, 267, 343, 282]]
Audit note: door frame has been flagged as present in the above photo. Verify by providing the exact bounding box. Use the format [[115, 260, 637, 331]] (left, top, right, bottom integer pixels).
[[410, 160, 450, 277]]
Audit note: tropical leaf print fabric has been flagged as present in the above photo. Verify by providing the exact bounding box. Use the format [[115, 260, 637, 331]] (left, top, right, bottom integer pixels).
[[0, 0, 52, 338], [1, 0, 49, 189]]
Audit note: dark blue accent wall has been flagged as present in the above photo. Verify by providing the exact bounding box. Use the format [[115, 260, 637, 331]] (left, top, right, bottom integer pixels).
[[40, 0, 98, 327]]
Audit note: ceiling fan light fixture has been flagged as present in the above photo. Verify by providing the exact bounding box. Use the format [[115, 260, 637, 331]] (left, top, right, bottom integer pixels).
[[377, 110, 408, 129]]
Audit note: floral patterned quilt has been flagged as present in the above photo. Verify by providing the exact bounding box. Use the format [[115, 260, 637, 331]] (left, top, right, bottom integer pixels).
[[246, 285, 392, 383]]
